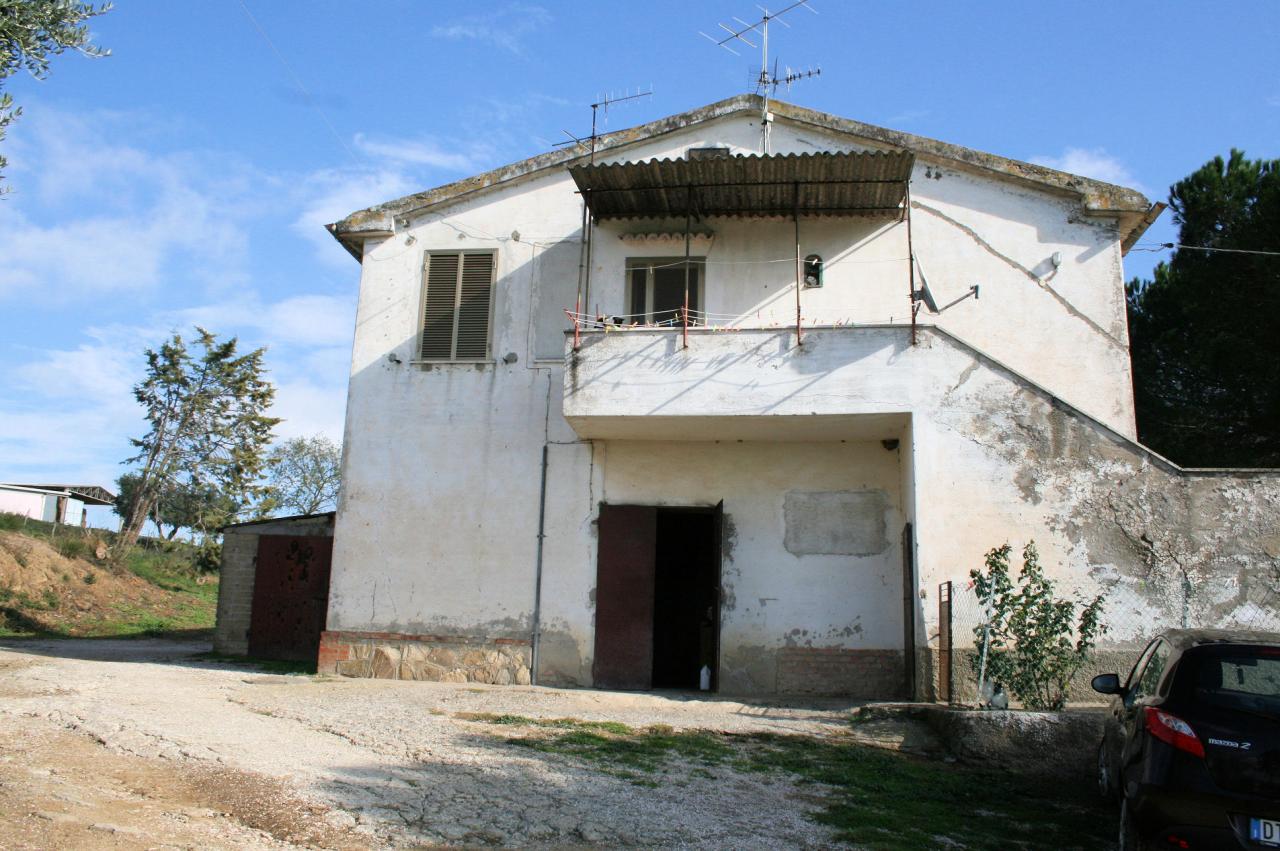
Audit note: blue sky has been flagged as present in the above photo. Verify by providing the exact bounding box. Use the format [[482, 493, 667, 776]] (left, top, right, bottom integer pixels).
[[2, 1, 1277, 526]]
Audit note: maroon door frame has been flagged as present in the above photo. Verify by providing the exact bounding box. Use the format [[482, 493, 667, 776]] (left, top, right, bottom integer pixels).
[[593, 503, 724, 692], [592, 505, 658, 690]]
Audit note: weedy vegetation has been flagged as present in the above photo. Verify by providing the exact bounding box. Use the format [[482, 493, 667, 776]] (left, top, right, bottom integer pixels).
[[468, 715, 1112, 849]]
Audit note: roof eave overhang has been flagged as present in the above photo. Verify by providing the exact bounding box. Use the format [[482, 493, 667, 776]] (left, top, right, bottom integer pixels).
[[327, 94, 1156, 260]]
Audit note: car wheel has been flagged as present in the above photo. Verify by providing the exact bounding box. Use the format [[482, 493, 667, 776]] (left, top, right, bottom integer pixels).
[[1097, 742, 1115, 800], [1118, 798, 1152, 851]]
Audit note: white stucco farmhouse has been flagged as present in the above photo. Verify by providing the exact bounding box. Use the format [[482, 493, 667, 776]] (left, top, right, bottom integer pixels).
[[316, 96, 1280, 698]]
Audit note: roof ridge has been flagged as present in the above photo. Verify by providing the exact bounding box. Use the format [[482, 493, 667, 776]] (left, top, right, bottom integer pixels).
[[327, 94, 1157, 260]]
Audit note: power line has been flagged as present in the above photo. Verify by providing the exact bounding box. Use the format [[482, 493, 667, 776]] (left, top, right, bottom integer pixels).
[[235, 0, 360, 167], [1132, 242, 1280, 257]]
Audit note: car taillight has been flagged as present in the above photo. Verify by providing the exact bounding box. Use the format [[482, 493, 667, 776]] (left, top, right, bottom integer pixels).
[[1144, 707, 1205, 758]]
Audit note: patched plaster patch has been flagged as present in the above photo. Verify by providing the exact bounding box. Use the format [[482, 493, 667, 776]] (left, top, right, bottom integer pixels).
[[784, 490, 889, 556]]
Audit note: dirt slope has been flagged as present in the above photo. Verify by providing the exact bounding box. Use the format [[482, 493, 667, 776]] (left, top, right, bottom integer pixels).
[[0, 531, 214, 636]]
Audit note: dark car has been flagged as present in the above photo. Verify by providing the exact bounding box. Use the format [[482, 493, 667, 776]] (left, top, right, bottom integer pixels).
[[1093, 629, 1280, 850]]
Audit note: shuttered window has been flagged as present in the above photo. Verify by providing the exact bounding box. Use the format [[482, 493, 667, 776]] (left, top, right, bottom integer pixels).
[[419, 251, 495, 361]]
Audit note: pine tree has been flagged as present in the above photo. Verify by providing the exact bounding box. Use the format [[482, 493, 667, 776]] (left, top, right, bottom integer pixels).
[[113, 329, 279, 557], [1128, 150, 1280, 466]]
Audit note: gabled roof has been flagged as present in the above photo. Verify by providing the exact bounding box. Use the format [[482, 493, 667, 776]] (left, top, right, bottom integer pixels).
[[328, 94, 1159, 260]]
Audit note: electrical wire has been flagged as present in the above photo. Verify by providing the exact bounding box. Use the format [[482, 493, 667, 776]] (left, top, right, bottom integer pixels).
[[1131, 242, 1280, 257], [236, 0, 361, 168]]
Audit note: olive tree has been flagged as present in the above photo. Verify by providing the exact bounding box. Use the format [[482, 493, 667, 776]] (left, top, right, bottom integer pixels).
[[1, 1, 111, 187]]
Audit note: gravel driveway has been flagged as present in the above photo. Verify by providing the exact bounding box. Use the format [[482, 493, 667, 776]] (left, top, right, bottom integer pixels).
[[0, 638, 864, 849]]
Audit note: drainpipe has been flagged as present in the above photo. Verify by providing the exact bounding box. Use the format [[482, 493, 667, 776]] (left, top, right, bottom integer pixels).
[[793, 181, 803, 347], [530, 441, 549, 685]]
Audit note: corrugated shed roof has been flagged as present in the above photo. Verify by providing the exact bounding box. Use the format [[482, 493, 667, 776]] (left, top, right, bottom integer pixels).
[[568, 150, 914, 220], [3, 484, 116, 505]]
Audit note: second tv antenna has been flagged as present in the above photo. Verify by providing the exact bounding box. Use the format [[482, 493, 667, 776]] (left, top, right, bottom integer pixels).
[[554, 88, 653, 163], [700, 1, 821, 152]]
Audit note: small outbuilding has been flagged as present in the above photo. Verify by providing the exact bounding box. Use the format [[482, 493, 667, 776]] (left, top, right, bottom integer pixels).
[[0, 483, 116, 527], [214, 513, 334, 663]]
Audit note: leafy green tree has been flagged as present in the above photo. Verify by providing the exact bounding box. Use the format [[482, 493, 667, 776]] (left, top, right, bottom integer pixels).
[[970, 542, 1106, 711], [114, 473, 240, 541], [1127, 150, 1280, 466], [113, 328, 279, 558], [262, 435, 342, 516], [0, 1, 111, 187]]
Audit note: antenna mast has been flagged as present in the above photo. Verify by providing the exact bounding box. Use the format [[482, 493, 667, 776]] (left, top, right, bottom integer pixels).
[[553, 87, 653, 163], [701, 1, 820, 153]]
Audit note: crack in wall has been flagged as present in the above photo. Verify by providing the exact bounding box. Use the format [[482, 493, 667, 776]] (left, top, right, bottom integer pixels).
[[911, 201, 1126, 352]]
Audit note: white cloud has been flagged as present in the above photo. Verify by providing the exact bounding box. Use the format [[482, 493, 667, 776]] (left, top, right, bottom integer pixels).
[[353, 133, 488, 172], [430, 4, 552, 54], [1031, 147, 1144, 192], [1, 325, 153, 488], [166, 293, 356, 348], [0, 109, 256, 303]]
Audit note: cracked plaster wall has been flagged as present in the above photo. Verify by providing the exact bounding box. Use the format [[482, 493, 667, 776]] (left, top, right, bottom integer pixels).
[[325, 109, 1188, 697]]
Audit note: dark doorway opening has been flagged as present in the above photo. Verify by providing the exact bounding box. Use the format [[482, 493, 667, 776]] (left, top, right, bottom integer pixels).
[[593, 503, 721, 691], [652, 508, 719, 689]]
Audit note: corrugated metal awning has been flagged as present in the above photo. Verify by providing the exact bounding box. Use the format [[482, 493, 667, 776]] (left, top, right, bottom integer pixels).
[[569, 150, 914, 220]]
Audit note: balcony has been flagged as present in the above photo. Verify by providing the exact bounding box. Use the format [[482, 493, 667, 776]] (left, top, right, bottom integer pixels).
[[562, 324, 930, 441]]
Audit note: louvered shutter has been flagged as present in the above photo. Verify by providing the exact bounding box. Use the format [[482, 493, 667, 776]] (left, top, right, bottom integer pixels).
[[455, 253, 494, 359], [419, 252, 494, 360]]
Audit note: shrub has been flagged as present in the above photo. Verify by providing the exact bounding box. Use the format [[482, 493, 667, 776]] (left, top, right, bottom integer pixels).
[[83, 572, 97, 585], [970, 541, 1106, 711], [193, 540, 221, 574], [57, 537, 90, 560]]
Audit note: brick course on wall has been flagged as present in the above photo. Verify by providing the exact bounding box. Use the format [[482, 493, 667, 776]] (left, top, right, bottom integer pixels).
[[775, 647, 906, 698], [318, 630, 532, 684]]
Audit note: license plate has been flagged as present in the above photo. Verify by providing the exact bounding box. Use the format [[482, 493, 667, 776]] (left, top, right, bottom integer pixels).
[[1253, 818, 1280, 846]]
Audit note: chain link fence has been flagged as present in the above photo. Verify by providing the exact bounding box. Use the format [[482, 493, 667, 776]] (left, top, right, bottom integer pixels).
[[935, 572, 1280, 706]]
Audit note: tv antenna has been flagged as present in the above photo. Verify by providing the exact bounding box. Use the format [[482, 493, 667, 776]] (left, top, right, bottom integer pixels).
[[554, 87, 653, 163], [700, 1, 820, 153]]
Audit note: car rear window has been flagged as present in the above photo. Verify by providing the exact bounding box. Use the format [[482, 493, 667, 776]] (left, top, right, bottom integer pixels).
[[1181, 645, 1280, 712]]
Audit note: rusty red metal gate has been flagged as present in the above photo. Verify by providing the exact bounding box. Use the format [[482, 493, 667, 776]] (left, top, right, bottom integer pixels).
[[593, 505, 657, 690], [248, 535, 333, 662], [938, 580, 953, 703]]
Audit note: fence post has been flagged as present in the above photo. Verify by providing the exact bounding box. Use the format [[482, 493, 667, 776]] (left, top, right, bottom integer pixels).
[[938, 581, 952, 704]]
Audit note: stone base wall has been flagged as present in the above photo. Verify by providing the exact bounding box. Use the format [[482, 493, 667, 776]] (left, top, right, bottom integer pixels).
[[776, 647, 906, 698], [318, 630, 532, 685]]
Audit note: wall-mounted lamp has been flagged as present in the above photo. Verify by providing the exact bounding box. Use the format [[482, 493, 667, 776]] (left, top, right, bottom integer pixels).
[[803, 254, 824, 288], [387, 352, 402, 365]]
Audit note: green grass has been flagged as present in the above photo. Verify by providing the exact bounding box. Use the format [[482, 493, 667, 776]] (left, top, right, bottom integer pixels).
[[0, 515, 218, 639], [124, 548, 218, 603], [470, 716, 1112, 849]]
